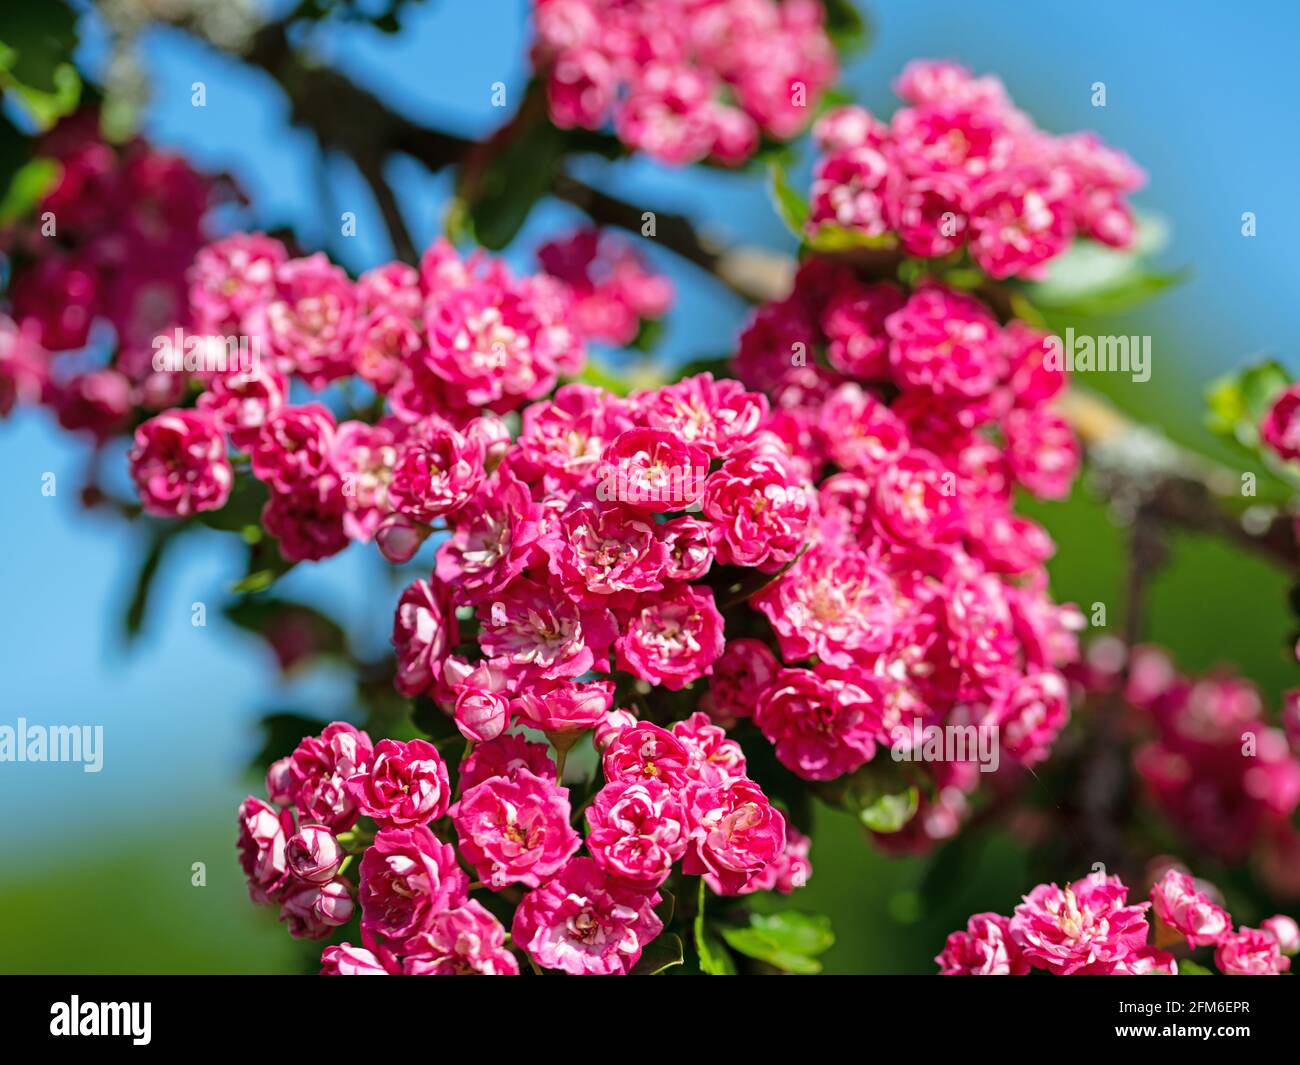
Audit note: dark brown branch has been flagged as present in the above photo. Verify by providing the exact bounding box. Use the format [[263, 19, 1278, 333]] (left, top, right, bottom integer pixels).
[[355, 154, 418, 265]]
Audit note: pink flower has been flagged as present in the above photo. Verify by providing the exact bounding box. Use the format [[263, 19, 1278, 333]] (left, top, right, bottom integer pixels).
[[479, 575, 616, 681], [1215, 927, 1292, 975], [188, 232, 287, 333], [255, 253, 357, 388], [196, 365, 287, 450], [283, 722, 374, 831], [332, 419, 399, 541], [346, 738, 452, 828], [392, 579, 459, 698], [511, 857, 663, 975], [402, 901, 520, 975], [638, 372, 767, 458], [129, 409, 232, 517], [237, 796, 294, 904], [585, 779, 688, 884], [702, 451, 814, 571], [594, 708, 638, 753], [248, 403, 337, 494], [544, 501, 667, 595], [285, 824, 344, 884], [970, 169, 1073, 280], [459, 733, 555, 792], [508, 383, 636, 494], [358, 826, 469, 950], [731, 826, 812, 896], [602, 721, 693, 791], [537, 227, 673, 347], [936, 912, 1030, 975], [886, 285, 1005, 401], [705, 638, 780, 725], [1004, 407, 1080, 500], [1009, 874, 1151, 975], [320, 943, 391, 975], [597, 428, 709, 512], [992, 671, 1070, 767], [673, 711, 747, 786], [819, 278, 903, 379], [871, 449, 964, 549], [755, 665, 883, 781], [418, 240, 583, 413], [810, 146, 890, 234], [262, 486, 350, 562], [818, 384, 910, 476], [547, 47, 617, 131], [615, 583, 726, 691], [683, 778, 786, 895], [451, 769, 581, 888], [886, 173, 971, 259], [280, 876, 354, 940], [388, 414, 486, 523], [753, 545, 896, 667], [514, 679, 615, 734], [659, 516, 715, 582], [1261, 915, 1300, 955], [1149, 869, 1231, 948], [451, 660, 513, 742], [435, 468, 545, 605], [1259, 384, 1300, 462]]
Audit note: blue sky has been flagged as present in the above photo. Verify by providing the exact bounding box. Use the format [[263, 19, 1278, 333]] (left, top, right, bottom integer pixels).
[[2, 0, 1297, 863]]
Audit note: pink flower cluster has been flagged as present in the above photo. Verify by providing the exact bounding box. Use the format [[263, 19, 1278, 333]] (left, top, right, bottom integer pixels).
[[1080, 647, 1300, 892], [732, 256, 1082, 843], [241, 714, 804, 976], [0, 109, 217, 437], [938, 866, 1295, 975], [531, 0, 838, 165], [808, 60, 1146, 278], [536, 227, 673, 346], [128, 234, 587, 554]]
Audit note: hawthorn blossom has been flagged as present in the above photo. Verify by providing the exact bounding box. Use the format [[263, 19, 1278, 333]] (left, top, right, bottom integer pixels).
[[511, 857, 663, 976], [451, 769, 581, 888]]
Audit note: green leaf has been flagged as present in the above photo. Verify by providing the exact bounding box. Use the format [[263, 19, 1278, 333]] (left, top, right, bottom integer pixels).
[[815, 759, 920, 833], [819, 0, 871, 53], [859, 785, 919, 832], [0, 0, 79, 93], [0, 156, 59, 223], [1205, 359, 1291, 449], [1024, 216, 1185, 316], [720, 912, 834, 974], [806, 222, 897, 254], [249, 710, 330, 773], [654, 887, 676, 928], [411, 695, 465, 744], [768, 161, 808, 237], [223, 597, 351, 664], [694, 880, 736, 975], [122, 527, 180, 641], [197, 472, 269, 533], [629, 932, 684, 975], [1178, 959, 1213, 976], [5, 62, 81, 130], [464, 118, 566, 250]]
